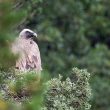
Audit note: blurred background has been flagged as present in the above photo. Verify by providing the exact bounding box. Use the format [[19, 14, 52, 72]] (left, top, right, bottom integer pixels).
[[0, 0, 110, 110]]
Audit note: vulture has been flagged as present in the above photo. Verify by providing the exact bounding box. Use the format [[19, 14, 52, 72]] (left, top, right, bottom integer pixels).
[[11, 29, 42, 73]]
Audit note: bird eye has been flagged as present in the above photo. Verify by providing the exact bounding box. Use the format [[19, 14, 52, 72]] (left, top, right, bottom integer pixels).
[[25, 31, 33, 38]]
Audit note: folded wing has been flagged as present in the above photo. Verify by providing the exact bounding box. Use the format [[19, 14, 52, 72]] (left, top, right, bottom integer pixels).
[[11, 38, 42, 72]]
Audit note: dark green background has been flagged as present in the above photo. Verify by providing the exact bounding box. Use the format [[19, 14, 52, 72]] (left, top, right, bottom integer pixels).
[[1, 0, 110, 110]]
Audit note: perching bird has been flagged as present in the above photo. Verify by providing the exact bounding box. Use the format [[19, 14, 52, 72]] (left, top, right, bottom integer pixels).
[[11, 29, 42, 73]]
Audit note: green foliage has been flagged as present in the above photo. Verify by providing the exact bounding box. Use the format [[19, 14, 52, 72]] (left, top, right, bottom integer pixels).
[[79, 45, 110, 75], [0, 1, 45, 110], [18, 0, 110, 109], [42, 68, 91, 110], [0, 71, 44, 110], [78, 45, 110, 110], [0, 68, 91, 110], [1, 0, 110, 110], [91, 76, 110, 110], [0, 0, 25, 70]]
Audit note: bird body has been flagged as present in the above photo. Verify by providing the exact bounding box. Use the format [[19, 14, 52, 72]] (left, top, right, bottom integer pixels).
[[11, 29, 42, 72]]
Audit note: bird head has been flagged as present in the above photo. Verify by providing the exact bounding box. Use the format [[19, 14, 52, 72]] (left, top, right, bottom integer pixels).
[[19, 29, 37, 40]]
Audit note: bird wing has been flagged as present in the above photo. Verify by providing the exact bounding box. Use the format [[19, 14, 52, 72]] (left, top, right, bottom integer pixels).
[[12, 38, 42, 72], [25, 40, 42, 72]]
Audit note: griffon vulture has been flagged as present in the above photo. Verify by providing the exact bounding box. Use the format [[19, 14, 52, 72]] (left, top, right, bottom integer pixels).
[[11, 29, 42, 73]]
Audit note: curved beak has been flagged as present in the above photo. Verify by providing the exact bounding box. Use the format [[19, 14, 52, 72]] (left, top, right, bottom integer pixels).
[[32, 32, 38, 43], [33, 33, 37, 38]]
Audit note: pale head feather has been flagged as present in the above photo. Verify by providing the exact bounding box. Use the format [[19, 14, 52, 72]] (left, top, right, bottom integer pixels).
[[19, 29, 37, 38]]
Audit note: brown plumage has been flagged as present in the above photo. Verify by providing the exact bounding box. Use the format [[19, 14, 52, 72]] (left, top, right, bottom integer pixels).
[[11, 29, 42, 72]]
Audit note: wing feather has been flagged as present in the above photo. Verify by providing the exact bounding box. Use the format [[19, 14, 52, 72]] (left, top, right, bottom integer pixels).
[[12, 38, 42, 72]]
